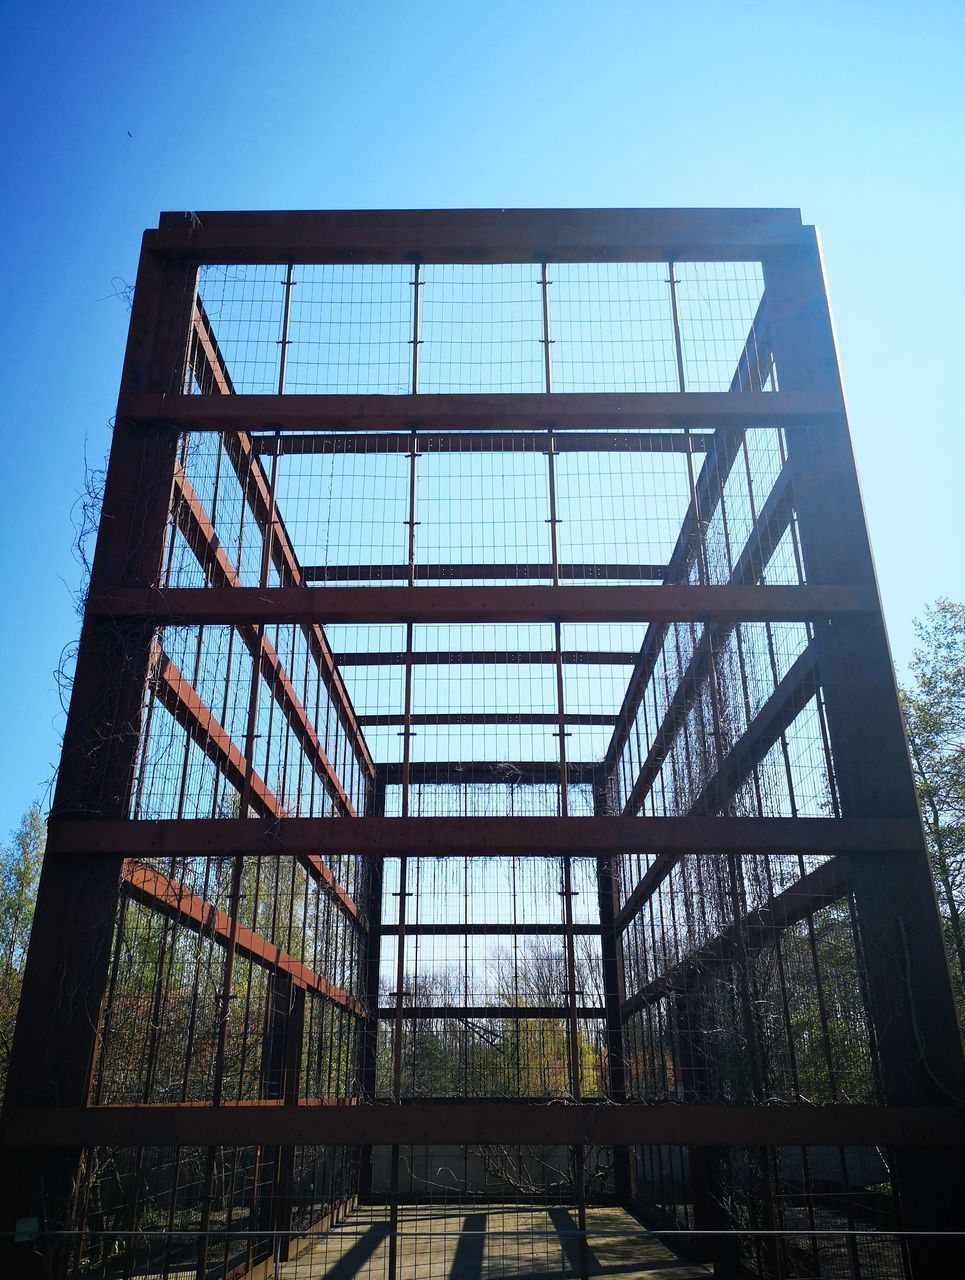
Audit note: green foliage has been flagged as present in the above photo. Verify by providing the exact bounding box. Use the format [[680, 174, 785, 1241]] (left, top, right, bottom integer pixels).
[[900, 598, 965, 1013], [0, 801, 45, 1098]]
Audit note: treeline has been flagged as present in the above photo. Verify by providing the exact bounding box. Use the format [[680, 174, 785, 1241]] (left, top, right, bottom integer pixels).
[[900, 599, 965, 1013]]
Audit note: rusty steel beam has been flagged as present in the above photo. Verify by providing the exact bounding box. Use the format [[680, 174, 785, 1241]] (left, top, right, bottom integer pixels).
[[620, 856, 851, 1019], [378, 923, 602, 936], [122, 861, 363, 1015], [188, 301, 375, 783], [46, 814, 921, 860], [303, 561, 668, 582], [148, 206, 811, 262], [375, 1006, 604, 1019], [89, 583, 875, 627], [338, 651, 637, 667], [615, 644, 822, 932], [252, 430, 717, 455], [153, 651, 361, 925], [358, 712, 617, 728], [0, 253, 198, 1254], [3, 1102, 962, 1149], [765, 235, 965, 1271], [120, 389, 837, 433], [172, 465, 355, 816]]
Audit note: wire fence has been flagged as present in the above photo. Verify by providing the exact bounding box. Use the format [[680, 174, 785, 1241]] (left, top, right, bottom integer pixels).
[[18, 254, 936, 1280]]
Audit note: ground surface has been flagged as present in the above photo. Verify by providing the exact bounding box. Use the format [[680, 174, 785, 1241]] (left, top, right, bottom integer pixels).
[[278, 1203, 711, 1278]]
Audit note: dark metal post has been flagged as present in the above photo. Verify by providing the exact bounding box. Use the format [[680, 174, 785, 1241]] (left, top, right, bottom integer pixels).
[[0, 245, 195, 1273], [764, 232, 965, 1275], [358, 772, 386, 1201], [546, 398, 589, 1276], [388, 286, 421, 1274], [593, 780, 632, 1204]]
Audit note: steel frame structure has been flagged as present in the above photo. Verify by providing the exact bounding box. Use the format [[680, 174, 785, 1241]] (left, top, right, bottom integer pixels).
[[1, 208, 963, 1279]]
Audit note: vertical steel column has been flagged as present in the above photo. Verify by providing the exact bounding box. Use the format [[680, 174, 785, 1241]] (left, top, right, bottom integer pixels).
[[592, 781, 632, 1204], [388, 267, 421, 1280], [257, 972, 304, 1261], [0, 246, 195, 1276], [358, 772, 386, 1201], [673, 984, 742, 1274], [765, 233, 965, 1275], [542, 262, 589, 1280]]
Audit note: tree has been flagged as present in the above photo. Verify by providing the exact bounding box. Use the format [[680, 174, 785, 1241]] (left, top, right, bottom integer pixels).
[[0, 802, 46, 1097], [900, 599, 965, 1009]]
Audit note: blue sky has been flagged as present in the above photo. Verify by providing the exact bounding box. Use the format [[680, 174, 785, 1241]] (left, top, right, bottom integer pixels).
[[0, 0, 962, 838]]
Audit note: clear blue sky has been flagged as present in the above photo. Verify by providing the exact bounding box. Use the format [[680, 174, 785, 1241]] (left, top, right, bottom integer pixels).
[[0, 0, 962, 838]]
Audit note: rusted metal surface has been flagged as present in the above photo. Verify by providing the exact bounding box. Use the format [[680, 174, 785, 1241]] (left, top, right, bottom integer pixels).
[[45, 813, 923, 859], [378, 922, 602, 936], [765, 238, 965, 1272], [357, 712, 618, 727], [149, 206, 811, 262], [0, 252, 198, 1258], [120, 388, 838, 432], [3, 1103, 962, 1149], [88, 582, 878, 626], [337, 650, 639, 667], [374, 1005, 604, 1019]]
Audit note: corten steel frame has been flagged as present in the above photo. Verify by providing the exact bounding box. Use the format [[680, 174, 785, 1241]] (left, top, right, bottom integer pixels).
[[1, 208, 964, 1280]]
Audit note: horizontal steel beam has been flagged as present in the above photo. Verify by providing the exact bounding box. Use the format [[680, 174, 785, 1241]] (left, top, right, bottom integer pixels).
[[89, 584, 876, 627], [253, 430, 716, 455], [4, 1101, 961, 1148], [378, 922, 601, 936], [304, 562, 668, 583], [120, 390, 838, 432], [46, 815, 922, 859], [358, 712, 616, 728], [375, 1006, 604, 1019], [149, 206, 810, 263], [338, 651, 638, 668]]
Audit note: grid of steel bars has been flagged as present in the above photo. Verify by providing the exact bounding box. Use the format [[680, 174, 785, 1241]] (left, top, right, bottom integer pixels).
[[1, 209, 963, 1280]]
